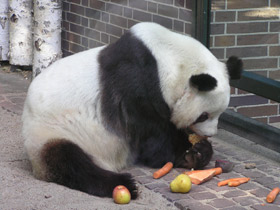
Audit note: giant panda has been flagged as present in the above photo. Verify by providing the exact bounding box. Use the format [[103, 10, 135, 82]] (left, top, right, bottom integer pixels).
[[22, 22, 242, 199]]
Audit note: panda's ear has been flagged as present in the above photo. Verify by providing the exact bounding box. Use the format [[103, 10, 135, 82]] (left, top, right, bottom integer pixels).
[[190, 73, 217, 91], [226, 56, 243, 80]]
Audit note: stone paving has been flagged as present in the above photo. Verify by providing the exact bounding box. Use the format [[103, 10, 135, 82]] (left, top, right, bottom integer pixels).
[[1, 68, 280, 210]]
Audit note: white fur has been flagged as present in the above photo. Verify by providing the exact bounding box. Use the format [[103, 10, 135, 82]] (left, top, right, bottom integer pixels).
[[23, 46, 131, 178], [23, 22, 230, 179], [131, 22, 230, 136]]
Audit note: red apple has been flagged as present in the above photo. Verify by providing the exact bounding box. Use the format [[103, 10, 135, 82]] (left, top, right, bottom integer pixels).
[[112, 185, 131, 204]]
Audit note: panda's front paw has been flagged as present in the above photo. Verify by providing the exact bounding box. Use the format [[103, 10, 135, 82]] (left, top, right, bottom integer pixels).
[[191, 139, 213, 169], [185, 139, 213, 169]]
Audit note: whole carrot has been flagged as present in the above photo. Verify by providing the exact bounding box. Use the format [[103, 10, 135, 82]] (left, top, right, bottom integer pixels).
[[266, 187, 280, 203], [218, 177, 250, 187], [153, 162, 173, 179]]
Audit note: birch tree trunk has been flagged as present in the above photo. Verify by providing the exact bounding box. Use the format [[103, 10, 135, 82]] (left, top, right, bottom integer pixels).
[[0, 0, 9, 61], [9, 0, 33, 65], [33, 0, 62, 77]]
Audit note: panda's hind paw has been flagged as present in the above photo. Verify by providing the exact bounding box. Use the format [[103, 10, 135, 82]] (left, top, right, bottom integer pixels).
[[118, 172, 138, 199]]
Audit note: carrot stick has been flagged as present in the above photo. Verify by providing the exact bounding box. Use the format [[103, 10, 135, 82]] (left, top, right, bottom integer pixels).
[[153, 162, 173, 179], [266, 187, 280, 203], [185, 167, 222, 176], [218, 177, 250, 187]]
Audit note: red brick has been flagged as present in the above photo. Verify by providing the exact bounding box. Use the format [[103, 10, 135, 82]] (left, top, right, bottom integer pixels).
[[71, 0, 81, 4], [81, 17, 88, 27], [269, 46, 280, 56], [89, 0, 105, 11], [173, 20, 184, 32], [229, 95, 268, 107], [237, 34, 279, 46], [67, 32, 81, 44], [90, 20, 106, 32], [105, 24, 122, 37], [101, 33, 108, 43], [85, 8, 101, 20], [133, 10, 151, 22], [152, 0, 173, 5], [70, 23, 84, 35], [270, 116, 280, 123], [82, 0, 88, 7], [227, 22, 268, 34], [62, 39, 69, 51], [123, 7, 132, 18], [227, 0, 268, 9], [211, 0, 226, 10], [70, 4, 84, 15], [227, 46, 267, 58], [110, 14, 127, 28], [253, 117, 268, 124], [185, 0, 192, 9], [147, 2, 157, 13], [179, 8, 192, 22], [211, 23, 225, 35], [105, 3, 123, 16], [270, 22, 280, 32], [66, 12, 81, 24], [153, 15, 172, 29], [237, 105, 278, 118], [215, 35, 235, 47], [238, 9, 279, 21], [184, 22, 192, 35], [215, 11, 235, 22], [63, 2, 70, 11], [88, 39, 102, 48], [243, 58, 278, 70], [269, 70, 280, 80], [69, 42, 85, 53], [210, 48, 225, 59], [111, 0, 128, 6], [85, 28, 100, 40], [129, 0, 147, 11]]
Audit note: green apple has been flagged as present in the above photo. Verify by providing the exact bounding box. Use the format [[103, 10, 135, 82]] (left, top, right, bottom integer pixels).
[[170, 174, 192, 193], [112, 185, 131, 204]]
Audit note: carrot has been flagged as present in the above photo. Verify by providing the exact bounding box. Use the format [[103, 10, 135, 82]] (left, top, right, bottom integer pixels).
[[185, 167, 222, 176], [266, 187, 280, 203], [153, 162, 173, 179], [218, 177, 250, 187]]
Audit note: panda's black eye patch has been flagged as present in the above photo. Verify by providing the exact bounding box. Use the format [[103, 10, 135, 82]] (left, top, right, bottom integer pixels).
[[194, 112, 209, 124]]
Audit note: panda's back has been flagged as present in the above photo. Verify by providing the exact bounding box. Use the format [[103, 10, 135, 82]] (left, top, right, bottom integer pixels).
[[22, 46, 131, 175]]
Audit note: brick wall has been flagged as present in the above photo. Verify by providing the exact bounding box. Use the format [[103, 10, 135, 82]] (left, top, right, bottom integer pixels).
[[211, 0, 280, 124], [62, 0, 193, 57], [61, 0, 280, 125]]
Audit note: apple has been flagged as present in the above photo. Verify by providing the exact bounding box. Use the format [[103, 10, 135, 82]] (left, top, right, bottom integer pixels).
[[112, 185, 131, 204]]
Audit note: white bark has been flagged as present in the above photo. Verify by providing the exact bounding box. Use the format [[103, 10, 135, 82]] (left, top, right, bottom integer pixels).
[[33, 0, 62, 77], [0, 0, 9, 61], [9, 0, 33, 65]]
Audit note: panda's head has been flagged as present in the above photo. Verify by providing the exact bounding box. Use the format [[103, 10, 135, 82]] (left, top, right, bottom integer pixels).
[[130, 22, 242, 137], [171, 56, 242, 137]]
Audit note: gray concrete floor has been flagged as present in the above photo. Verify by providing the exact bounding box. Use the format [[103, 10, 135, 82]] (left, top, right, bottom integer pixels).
[[1, 68, 280, 210]]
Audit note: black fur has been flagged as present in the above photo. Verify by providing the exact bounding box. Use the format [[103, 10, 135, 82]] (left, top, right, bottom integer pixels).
[[226, 56, 243, 80], [40, 32, 214, 199], [190, 73, 217, 91], [41, 139, 138, 199], [99, 32, 212, 169]]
